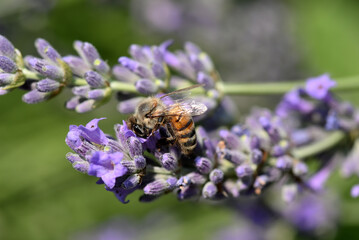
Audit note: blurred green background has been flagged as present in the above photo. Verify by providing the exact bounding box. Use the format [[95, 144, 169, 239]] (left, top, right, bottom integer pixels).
[[1, 0, 359, 239]]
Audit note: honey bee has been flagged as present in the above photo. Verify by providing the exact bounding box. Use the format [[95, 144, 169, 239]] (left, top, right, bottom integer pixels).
[[127, 84, 207, 155]]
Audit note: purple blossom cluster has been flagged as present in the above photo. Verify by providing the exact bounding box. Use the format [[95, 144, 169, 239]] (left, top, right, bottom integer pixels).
[[63, 73, 359, 205], [2, 34, 359, 207], [276, 74, 359, 196], [0, 34, 223, 116]]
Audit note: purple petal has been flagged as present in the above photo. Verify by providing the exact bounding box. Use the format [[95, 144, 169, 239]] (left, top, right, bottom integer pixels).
[[79, 118, 109, 145]]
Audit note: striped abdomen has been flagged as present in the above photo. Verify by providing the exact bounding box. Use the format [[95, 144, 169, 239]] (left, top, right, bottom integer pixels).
[[167, 105, 197, 155]]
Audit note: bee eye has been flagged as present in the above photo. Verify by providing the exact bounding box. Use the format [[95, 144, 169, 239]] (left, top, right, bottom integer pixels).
[[134, 124, 144, 135]]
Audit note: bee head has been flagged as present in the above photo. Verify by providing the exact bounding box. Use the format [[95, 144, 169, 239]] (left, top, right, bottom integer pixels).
[[127, 116, 146, 138]]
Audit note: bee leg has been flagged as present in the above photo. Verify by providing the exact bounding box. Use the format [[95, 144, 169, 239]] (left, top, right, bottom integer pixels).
[[165, 123, 177, 145], [147, 116, 166, 137]]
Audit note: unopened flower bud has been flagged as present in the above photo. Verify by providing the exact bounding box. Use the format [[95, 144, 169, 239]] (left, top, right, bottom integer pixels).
[[198, 52, 214, 73], [209, 169, 224, 184], [75, 99, 95, 113], [282, 184, 298, 203], [0, 35, 16, 60], [152, 62, 166, 79], [143, 179, 170, 195], [160, 153, 178, 171], [351, 184, 359, 198], [197, 72, 214, 90], [184, 42, 201, 55], [276, 155, 293, 170], [251, 149, 263, 164], [112, 65, 138, 82], [0, 56, 17, 73], [0, 89, 8, 95], [185, 172, 206, 185], [35, 38, 61, 63], [65, 96, 81, 110], [0, 73, 14, 86], [36, 78, 60, 92], [222, 149, 247, 165], [219, 130, 240, 149], [63, 55, 90, 76], [235, 165, 254, 178], [127, 137, 142, 157], [22, 89, 49, 104], [27, 57, 63, 80], [88, 89, 106, 99], [119, 57, 139, 71], [66, 152, 83, 164], [254, 175, 268, 189], [93, 58, 109, 74], [195, 157, 213, 174], [134, 155, 146, 170], [167, 177, 177, 189], [72, 85, 90, 97], [135, 79, 158, 94], [202, 182, 217, 199], [293, 162, 308, 176], [84, 70, 106, 88], [176, 176, 191, 187], [129, 44, 150, 64], [117, 97, 144, 114], [81, 41, 100, 65], [122, 174, 141, 189], [223, 180, 240, 198], [120, 160, 137, 173]]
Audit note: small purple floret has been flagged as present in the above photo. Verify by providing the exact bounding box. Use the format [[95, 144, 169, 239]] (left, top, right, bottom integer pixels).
[[351, 184, 359, 198], [88, 151, 127, 189], [305, 74, 336, 100]]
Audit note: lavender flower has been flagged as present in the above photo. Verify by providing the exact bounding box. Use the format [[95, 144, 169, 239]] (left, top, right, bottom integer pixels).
[[21, 39, 71, 103], [305, 74, 336, 100], [65, 118, 154, 202], [117, 41, 171, 96], [2, 33, 358, 219], [283, 193, 338, 234], [351, 184, 359, 198], [88, 151, 128, 189], [0, 35, 26, 94], [62, 41, 113, 112]]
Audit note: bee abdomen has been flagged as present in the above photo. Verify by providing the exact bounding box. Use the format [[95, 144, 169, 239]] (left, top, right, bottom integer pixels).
[[178, 129, 197, 154]]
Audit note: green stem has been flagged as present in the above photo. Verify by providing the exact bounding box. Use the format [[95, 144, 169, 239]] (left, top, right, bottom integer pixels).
[[22, 68, 40, 80], [22, 66, 359, 95], [292, 131, 345, 159], [219, 75, 359, 95]]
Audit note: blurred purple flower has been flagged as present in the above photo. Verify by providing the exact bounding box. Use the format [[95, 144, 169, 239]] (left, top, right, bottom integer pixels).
[[305, 74, 336, 100]]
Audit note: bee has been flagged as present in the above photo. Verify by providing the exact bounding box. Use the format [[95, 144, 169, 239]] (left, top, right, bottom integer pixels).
[[127, 84, 207, 155]]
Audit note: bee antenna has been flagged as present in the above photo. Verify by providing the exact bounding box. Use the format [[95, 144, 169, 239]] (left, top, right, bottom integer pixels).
[[160, 84, 204, 99]]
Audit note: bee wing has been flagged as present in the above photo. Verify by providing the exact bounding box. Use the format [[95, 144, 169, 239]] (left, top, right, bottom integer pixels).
[[164, 99, 208, 117], [153, 84, 207, 118], [179, 100, 208, 116], [159, 84, 204, 106]]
